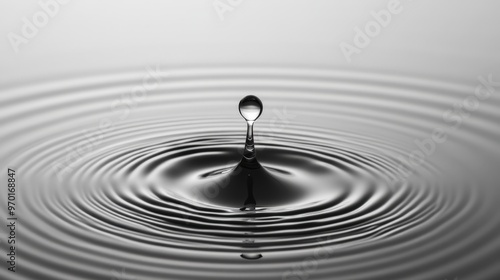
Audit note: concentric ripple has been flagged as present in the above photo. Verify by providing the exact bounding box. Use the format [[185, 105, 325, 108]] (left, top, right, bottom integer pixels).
[[1, 66, 499, 280]]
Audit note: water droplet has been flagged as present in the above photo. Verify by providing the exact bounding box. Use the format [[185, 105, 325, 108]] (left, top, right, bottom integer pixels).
[[240, 253, 263, 260], [195, 94, 303, 209], [238, 96, 263, 167], [239, 95, 263, 122]]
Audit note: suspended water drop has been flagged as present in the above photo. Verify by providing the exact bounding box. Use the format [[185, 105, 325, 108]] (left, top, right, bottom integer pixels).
[[239, 95, 263, 167], [239, 95, 263, 122], [193, 94, 305, 208]]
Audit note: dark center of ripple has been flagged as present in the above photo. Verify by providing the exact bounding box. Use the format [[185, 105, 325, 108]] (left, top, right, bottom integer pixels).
[[160, 95, 341, 209]]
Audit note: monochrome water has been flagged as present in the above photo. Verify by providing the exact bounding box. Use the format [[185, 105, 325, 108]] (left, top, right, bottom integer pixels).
[[1, 1, 500, 280]]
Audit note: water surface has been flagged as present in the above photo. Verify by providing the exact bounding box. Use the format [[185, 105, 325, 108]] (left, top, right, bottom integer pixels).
[[1, 66, 499, 279]]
